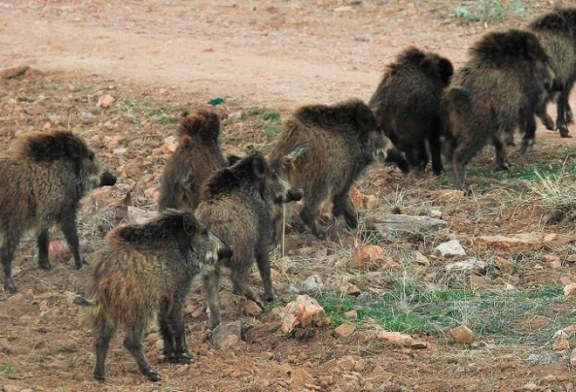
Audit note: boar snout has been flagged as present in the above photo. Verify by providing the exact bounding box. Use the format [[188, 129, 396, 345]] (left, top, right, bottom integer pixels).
[[99, 171, 117, 187]]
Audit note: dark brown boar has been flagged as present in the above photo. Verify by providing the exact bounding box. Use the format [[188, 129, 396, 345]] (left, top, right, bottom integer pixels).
[[268, 99, 388, 239], [158, 110, 227, 211], [79, 210, 232, 382], [443, 29, 556, 192], [528, 7, 576, 137], [0, 130, 116, 293], [196, 152, 302, 329], [369, 47, 454, 174]]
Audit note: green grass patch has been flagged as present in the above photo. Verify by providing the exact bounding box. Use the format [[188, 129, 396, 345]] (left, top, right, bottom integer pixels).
[[0, 362, 13, 375], [263, 125, 281, 139], [263, 111, 281, 123], [318, 284, 570, 345], [453, 0, 526, 23], [149, 105, 177, 125], [467, 162, 576, 183]]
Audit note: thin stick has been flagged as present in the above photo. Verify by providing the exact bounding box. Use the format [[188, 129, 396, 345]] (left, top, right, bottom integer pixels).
[[282, 203, 286, 258]]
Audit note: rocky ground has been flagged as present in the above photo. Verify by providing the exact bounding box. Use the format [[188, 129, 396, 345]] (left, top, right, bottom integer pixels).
[[1, 1, 576, 391]]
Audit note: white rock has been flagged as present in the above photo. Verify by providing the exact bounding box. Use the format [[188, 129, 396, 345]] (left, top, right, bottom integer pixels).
[[302, 275, 323, 291], [445, 258, 486, 273], [279, 295, 329, 334], [434, 240, 466, 257]]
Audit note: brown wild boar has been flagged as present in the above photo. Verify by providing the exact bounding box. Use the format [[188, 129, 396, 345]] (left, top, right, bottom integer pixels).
[[77, 210, 233, 382], [158, 110, 227, 211], [528, 7, 576, 137], [443, 29, 556, 192], [0, 130, 116, 293], [196, 152, 302, 328], [369, 47, 454, 174], [268, 99, 388, 239]]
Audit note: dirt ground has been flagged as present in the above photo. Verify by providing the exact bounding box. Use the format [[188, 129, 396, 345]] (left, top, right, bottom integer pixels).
[[2, 1, 576, 391]]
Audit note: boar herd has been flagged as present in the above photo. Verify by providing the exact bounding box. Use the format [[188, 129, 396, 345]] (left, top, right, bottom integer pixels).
[[0, 6, 575, 383]]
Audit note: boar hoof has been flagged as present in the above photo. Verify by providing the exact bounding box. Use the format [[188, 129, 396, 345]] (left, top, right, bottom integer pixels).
[[4, 279, 18, 294], [206, 319, 220, 330], [75, 258, 89, 270], [176, 352, 195, 364], [543, 118, 555, 131], [38, 260, 52, 270], [558, 125, 571, 138], [92, 370, 105, 381], [260, 292, 276, 303], [145, 370, 162, 382], [313, 229, 326, 240]]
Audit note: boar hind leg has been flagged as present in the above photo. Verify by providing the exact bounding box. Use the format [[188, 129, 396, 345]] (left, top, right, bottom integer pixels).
[[231, 262, 261, 307], [93, 320, 115, 381], [160, 300, 193, 364], [37, 229, 51, 270], [493, 136, 510, 171], [255, 251, 275, 302], [203, 269, 221, 329], [332, 191, 358, 230], [59, 217, 84, 269], [124, 321, 161, 382], [429, 135, 444, 175], [300, 201, 325, 239], [158, 299, 176, 360], [557, 89, 573, 137], [452, 142, 479, 193], [2, 230, 23, 293]]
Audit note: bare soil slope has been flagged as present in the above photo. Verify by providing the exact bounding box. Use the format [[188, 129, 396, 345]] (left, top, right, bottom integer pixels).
[[1, 1, 576, 391]]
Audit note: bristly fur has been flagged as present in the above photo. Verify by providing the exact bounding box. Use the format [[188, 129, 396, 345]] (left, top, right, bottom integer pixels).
[[116, 210, 198, 244], [469, 29, 548, 67], [369, 46, 453, 174], [16, 130, 92, 162], [293, 99, 377, 135], [178, 110, 220, 144], [202, 152, 267, 200], [390, 47, 454, 85], [529, 7, 576, 33]]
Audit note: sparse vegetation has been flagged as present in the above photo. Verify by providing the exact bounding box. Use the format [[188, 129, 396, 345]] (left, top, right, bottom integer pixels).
[[2, 1, 576, 390], [319, 285, 568, 344], [525, 161, 576, 223], [454, 0, 527, 23]]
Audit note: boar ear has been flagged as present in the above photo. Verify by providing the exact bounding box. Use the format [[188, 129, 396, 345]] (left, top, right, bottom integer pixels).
[[436, 58, 454, 85], [523, 34, 546, 62], [182, 213, 199, 236], [251, 154, 267, 178], [62, 134, 88, 159], [354, 102, 375, 132]]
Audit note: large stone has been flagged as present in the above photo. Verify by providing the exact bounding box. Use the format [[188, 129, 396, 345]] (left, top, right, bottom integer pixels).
[[552, 330, 570, 351], [564, 283, 576, 297], [571, 348, 576, 367], [98, 94, 116, 108], [349, 244, 397, 270], [445, 258, 486, 274], [0, 65, 29, 79], [474, 233, 576, 251], [334, 322, 356, 338], [448, 325, 474, 344], [434, 240, 466, 257], [367, 214, 448, 234], [211, 321, 242, 350], [279, 295, 329, 334], [376, 330, 413, 346]]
